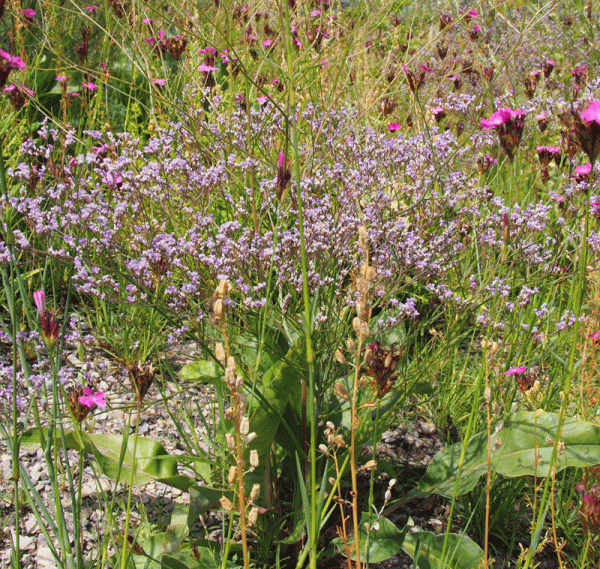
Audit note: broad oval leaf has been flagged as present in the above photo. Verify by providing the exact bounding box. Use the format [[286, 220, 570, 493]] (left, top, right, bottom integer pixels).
[[409, 410, 600, 500], [178, 360, 222, 384], [334, 513, 403, 563], [401, 529, 484, 569]]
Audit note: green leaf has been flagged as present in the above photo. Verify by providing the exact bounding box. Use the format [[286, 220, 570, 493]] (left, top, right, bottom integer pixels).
[[401, 529, 484, 569], [21, 428, 185, 487], [410, 410, 600, 500], [88, 434, 178, 485], [334, 513, 403, 563], [237, 315, 290, 374], [247, 337, 305, 465], [178, 360, 222, 384]]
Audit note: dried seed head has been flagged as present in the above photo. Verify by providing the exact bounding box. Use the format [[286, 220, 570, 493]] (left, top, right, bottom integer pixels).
[[250, 483, 261, 502], [347, 338, 356, 353], [225, 366, 236, 388], [558, 441, 566, 455], [319, 444, 329, 455], [238, 394, 247, 413], [228, 465, 237, 484], [226, 433, 235, 451], [225, 408, 234, 420], [235, 375, 244, 392], [360, 459, 377, 471], [335, 382, 350, 400], [494, 437, 502, 451], [216, 279, 231, 298], [546, 437, 554, 446], [213, 298, 223, 318], [326, 421, 335, 431], [352, 316, 369, 337], [240, 417, 249, 436], [356, 301, 370, 322], [215, 343, 226, 366], [335, 349, 347, 364], [250, 449, 259, 468], [333, 434, 347, 448], [220, 496, 235, 511], [245, 432, 256, 444], [248, 506, 259, 526], [358, 225, 369, 251], [366, 265, 376, 283]]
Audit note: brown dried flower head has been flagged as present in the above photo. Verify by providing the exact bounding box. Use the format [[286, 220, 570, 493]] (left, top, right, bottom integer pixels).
[[362, 342, 402, 398]]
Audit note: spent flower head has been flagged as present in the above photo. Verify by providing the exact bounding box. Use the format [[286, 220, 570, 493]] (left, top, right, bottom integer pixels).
[[33, 290, 60, 349]]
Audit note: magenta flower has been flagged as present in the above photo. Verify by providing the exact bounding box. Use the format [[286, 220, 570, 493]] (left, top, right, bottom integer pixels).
[[0, 51, 26, 90], [79, 386, 107, 409], [152, 78, 165, 87], [481, 107, 526, 160], [481, 108, 512, 130], [571, 65, 588, 87], [4, 82, 34, 111], [198, 64, 217, 72], [55, 75, 69, 83], [536, 146, 561, 166], [20, 8, 35, 17], [580, 101, 600, 125], [33, 289, 45, 314], [589, 331, 600, 344], [503, 365, 527, 376], [542, 59, 555, 78], [573, 101, 600, 163], [85, 5, 100, 12], [387, 123, 401, 132], [576, 163, 592, 176], [81, 81, 97, 91]]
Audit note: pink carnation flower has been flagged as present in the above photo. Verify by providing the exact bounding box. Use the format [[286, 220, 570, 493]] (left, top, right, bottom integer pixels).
[[503, 365, 527, 376]]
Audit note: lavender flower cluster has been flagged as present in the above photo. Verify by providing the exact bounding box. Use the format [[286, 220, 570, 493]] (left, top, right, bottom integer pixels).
[[1, 96, 583, 334]]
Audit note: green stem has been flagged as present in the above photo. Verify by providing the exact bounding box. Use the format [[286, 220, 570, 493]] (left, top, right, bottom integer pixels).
[[280, 3, 317, 568], [0, 137, 21, 569], [120, 410, 141, 569], [365, 400, 382, 569], [522, 161, 594, 569]]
